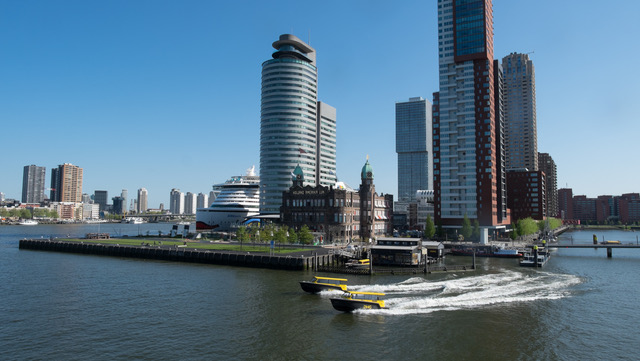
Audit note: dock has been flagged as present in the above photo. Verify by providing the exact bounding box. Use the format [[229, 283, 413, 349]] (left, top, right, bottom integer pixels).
[[18, 239, 336, 271], [547, 243, 640, 258]]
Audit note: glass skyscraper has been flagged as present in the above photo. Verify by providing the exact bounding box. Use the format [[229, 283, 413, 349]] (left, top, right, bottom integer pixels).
[[396, 97, 433, 202], [502, 52, 538, 171], [260, 34, 336, 214]]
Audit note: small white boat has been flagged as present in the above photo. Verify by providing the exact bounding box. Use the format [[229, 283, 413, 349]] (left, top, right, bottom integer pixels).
[[19, 219, 38, 226]]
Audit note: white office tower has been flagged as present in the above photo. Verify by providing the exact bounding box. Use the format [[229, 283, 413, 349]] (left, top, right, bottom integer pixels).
[[259, 34, 336, 214]]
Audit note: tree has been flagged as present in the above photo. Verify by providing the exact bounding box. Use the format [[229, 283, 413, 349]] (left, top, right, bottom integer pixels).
[[19, 209, 32, 219], [33, 208, 48, 218], [424, 215, 435, 239], [262, 223, 276, 243], [548, 218, 562, 230], [298, 225, 314, 245], [517, 217, 538, 236], [236, 226, 251, 249], [287, 228, 298, 244], [461, 214, 472, 240], [49, 209, 59, 219], [510, 222, 519, 240], [274, 227, 288, 246], [249, 225, 261, 243]]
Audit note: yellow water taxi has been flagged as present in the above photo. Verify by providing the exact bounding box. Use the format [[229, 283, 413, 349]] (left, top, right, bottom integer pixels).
[[299, 276, 348, 294], [330, 291, 387, 312], [345, 258, 370, 269]]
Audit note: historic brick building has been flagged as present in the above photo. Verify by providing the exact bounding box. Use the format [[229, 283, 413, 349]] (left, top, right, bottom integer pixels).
[[280, 159, 393, 243]]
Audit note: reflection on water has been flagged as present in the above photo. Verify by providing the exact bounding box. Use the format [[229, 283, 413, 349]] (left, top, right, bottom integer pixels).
[[1, 226, 639, 360]]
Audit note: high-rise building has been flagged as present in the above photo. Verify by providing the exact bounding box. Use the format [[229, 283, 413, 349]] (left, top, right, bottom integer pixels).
[[502, 53, 538, 171], [197, 192, 208, 210], [538, 153, 558, 218], [50, 163, 83, 203], [184, 192, 197, 215], [137, 188, 148, 213], [120, 189, 128, 214], [316, 102, 337, 188], [396, 97, 433, 202], [112, 196, 124, 215], [22, 165, 47, 203], [169, 188, 184, 215], [260, 34, 336, 214], [94, 190, 108, 212], [433, 0, 509, 239], [506, 169, 546, 221], [558, 188, 574, 220]]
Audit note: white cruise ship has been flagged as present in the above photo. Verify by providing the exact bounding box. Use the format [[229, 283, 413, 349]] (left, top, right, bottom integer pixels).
[[196, 166, 260, 232]]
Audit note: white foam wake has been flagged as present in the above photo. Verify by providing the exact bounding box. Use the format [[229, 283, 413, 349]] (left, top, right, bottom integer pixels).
[[350, 270, 582, 315]]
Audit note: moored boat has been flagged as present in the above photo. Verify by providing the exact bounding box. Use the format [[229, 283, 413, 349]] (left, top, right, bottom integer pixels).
[[196, 166, 260, 232], [345, 258, 370, 269], [519, 246, 550, 267], [19, 219, 38, 226], [299, 276, 348, 294], [450, 245, 523, 258], [330, 291, 387, 312]]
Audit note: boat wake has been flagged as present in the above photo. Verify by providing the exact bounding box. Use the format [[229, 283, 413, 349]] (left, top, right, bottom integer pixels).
[[349, 270, 582, 315]]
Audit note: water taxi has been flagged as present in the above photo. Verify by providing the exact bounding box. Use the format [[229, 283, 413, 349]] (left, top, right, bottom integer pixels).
[[299, 276, 348, 294], [601, 240, 621, 245], [330, 291, 387, 312], [345, 258, 370, 269]]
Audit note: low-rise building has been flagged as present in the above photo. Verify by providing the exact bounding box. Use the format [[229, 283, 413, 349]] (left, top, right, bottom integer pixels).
[[370, 237, 422, 266]]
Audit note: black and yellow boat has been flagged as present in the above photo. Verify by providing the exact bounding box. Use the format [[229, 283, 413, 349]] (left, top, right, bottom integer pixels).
[[299, 276, 348, 294], [330, 291, 387, 312]]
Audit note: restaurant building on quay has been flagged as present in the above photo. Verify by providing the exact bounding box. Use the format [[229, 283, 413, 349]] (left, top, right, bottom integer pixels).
[[280, 159, 393, 243]]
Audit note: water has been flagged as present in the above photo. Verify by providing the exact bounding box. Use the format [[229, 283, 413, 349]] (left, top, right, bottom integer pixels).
[[1, 225, 639, 360]]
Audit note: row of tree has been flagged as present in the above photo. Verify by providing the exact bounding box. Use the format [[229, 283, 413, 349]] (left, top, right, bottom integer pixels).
[[235, 224, 315, 245], [420, 214, 562, 241], [0, 208, 59, 219]]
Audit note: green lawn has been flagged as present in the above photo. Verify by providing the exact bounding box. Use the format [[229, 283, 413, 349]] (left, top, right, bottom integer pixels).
[[60, 238, 310, 254]]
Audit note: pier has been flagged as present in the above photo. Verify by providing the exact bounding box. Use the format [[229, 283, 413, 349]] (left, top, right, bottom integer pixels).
[[548, 244, 640, 258], [18, 239, 335, 271]]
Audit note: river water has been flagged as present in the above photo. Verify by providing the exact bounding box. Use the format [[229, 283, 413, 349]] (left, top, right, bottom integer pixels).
[[1, 224, 639, 360]]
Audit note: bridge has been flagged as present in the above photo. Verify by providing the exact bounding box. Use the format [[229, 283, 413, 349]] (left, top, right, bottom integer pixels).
[[547, 243, 640, 258]]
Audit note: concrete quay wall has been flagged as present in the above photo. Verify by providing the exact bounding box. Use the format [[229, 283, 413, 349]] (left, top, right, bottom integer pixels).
[[19, 239, 334, 271]]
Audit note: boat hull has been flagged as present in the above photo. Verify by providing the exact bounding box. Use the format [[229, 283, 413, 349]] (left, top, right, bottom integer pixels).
[[330, 298, 385, 312], [299, 281, 343, 294], [195, 209, 258, 232]]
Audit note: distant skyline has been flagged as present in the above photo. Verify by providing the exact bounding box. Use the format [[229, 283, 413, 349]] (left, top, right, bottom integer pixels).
[[1, 0, 639, 208]]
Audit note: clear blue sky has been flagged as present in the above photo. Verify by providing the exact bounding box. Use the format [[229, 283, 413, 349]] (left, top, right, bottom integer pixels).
[[1, 0, 639, 208]]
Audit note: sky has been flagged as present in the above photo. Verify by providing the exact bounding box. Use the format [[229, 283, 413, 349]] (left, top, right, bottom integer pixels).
[[1, 0, 639, 208]]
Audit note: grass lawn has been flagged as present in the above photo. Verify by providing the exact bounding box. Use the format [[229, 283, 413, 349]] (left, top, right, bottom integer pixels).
[[60, 238, 310, 254]]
